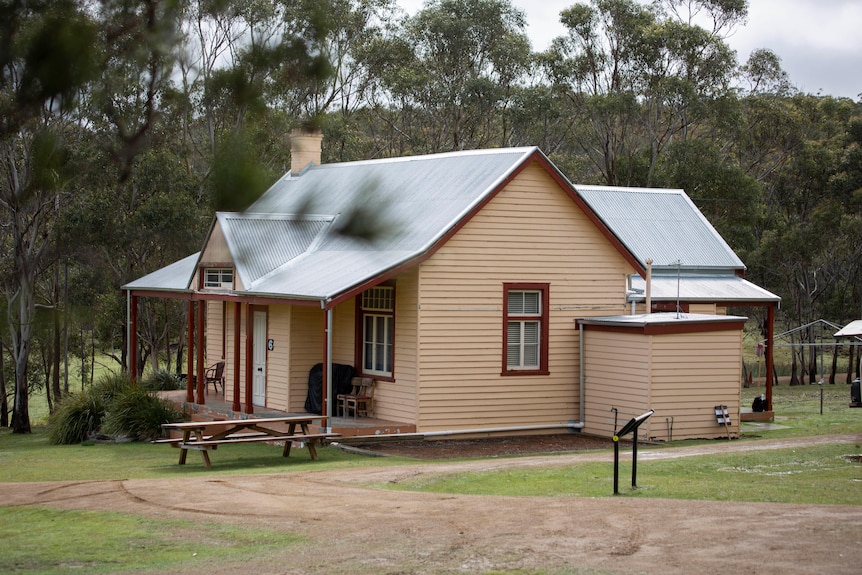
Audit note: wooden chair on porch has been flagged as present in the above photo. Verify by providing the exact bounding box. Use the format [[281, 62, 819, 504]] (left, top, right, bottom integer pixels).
[[205, 361, 225, 394], [338, 377, 374, 419]]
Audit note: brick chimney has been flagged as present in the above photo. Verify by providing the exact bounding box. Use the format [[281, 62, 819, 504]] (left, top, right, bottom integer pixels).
[[290, 127, 323, 175]]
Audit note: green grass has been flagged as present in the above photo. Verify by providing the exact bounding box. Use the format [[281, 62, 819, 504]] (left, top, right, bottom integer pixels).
[[389, 443, 862, 505], [741, 382, 862, 438], [0, 506, 301, 574], [0, 425, 407, 482], [384, 385, 862, 505]]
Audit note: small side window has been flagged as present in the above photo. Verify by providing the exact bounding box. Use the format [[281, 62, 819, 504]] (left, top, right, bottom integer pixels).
[[204, 268, 233, 290]]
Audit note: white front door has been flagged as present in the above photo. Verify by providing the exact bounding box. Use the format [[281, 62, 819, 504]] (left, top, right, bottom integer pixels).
[[252, 310, 267, 406]]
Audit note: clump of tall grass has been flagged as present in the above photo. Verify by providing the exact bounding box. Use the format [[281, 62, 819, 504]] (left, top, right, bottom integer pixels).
[[101, 385, 184, 441], [48, 373, 185, 444], [141, 369, 183, 391], [47, 385, 108, 445]]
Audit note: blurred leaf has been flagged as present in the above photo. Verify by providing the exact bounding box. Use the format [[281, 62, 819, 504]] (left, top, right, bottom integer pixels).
[[211, 132, 272, 211]]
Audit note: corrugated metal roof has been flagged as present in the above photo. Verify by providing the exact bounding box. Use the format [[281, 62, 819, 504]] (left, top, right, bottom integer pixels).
[[628, 274, 780, 303], [125, 147, 776, 306], [237, 147, 537, 299], [578, 312, 748, 328], [121, 252, 199, 291], [575, 186, 744, 271], [218, 213, 331, 288]]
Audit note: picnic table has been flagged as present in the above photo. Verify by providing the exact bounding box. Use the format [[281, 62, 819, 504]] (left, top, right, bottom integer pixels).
[[156, 416, 338, 468]]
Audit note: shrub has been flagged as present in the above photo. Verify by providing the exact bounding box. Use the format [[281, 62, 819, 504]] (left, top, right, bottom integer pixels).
[[101, 386, 184, 441], [89, 372, 134, 403], [48, 372, 184, 444], [141, 369, 183, 391], [48, 385, 109, 445]]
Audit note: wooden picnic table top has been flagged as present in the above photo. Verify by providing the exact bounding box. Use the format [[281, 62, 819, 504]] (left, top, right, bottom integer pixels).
[[161, 415, 326, 430]]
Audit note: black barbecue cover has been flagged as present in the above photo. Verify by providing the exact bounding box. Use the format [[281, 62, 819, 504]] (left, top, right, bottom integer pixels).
[[304, 363, 356, 415]]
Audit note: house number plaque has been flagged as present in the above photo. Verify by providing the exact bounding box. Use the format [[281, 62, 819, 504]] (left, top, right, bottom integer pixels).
[[267, 339, 274, 351]]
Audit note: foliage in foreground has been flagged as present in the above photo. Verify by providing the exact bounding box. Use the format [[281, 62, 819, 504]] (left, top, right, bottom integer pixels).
[[48, 373, 183, 444]]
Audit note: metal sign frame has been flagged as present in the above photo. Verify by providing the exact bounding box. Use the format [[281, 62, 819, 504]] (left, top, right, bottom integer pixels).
[[612, 409, 654, 495]]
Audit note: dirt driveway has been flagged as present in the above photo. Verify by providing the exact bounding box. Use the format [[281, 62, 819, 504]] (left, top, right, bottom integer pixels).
[[3, 434, 861, 575]]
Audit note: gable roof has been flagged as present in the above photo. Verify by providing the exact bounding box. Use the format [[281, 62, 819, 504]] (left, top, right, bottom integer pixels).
[[217, 213, 332, 289], [238, 147, 545, 304], [123, 147, 776, 307], [575, 186, 744, 272]]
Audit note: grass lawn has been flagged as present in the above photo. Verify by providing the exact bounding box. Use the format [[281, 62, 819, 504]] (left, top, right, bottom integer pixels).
[[1, 383, 860, 575], [386, 384, 862, 504], [389, 442, 862, 504], [741, 382, 862, 439], [0, 506, 301, 575], [0, 425, 405, 482]]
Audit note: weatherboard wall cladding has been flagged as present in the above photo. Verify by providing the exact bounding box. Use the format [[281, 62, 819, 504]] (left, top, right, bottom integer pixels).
[[582, 326, 742, 440], [414, 162, 636, 431]]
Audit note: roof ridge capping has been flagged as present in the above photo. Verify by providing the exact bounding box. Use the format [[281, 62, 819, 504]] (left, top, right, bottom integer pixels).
[[220, 211, 335, 222], [309, 146, 539, 170]]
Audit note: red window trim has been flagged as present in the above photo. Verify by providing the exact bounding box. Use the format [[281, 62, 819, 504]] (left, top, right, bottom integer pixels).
[[502, 283, 550, 376], [354, 284, 396, 381]]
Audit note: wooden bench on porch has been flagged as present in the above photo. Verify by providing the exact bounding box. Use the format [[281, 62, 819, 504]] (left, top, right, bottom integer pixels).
[[155, 416, 339, 469]]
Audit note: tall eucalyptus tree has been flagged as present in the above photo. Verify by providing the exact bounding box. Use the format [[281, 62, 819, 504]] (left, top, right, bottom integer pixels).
[[368, 0, 532, 153], [542, 0, 742, 186]]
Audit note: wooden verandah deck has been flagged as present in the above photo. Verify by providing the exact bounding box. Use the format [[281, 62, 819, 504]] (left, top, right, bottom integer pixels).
[[159, 390, 416, 439]]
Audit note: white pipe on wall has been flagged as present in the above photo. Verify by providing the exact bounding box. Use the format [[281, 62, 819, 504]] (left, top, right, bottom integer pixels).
[[645, 258, 653, 313]]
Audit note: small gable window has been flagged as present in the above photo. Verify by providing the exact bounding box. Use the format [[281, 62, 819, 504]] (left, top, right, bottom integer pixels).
[[503, 283, 549, 375], [359, 286, 394, 378], [204, 268, 234, 290]]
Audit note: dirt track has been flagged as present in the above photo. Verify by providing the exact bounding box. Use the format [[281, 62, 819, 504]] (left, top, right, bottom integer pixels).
[[3, 434, 861, 575]]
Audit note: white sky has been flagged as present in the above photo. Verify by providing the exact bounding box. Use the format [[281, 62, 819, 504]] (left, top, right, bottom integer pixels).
[[397, 0, 862, 99]]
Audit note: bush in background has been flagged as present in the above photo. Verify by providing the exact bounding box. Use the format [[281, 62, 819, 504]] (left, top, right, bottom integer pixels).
[[47, 385, 108, 445], [141, 369, 183, 391], [101, 385, 184, 441], [48, 373, 185, 444]]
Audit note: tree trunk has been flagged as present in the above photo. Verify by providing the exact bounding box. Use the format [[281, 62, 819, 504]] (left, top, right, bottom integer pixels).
[[829, 343, 838, 384], [0, 344, 8, 428], [63, 260, 69, 394], [11, 353, 31, 434], [52, 263, 62, 403], [789, 332, 800, 386], [848, 344, 855, 384], [10, 270, 34, 434]]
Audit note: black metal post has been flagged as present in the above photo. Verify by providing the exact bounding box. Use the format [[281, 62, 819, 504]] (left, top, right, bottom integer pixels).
[[613, 436, 620, 495], [631, 432, 638, 488]]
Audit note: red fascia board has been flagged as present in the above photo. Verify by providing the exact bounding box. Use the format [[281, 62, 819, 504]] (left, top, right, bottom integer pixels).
[[581, 319, 746, 336]]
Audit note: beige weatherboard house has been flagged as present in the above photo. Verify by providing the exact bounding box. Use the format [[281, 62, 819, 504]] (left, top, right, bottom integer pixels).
[[124, 135, 780, 441]]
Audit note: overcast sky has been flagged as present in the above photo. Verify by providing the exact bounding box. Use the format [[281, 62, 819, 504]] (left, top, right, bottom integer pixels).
[[397, 0, 862, 99]]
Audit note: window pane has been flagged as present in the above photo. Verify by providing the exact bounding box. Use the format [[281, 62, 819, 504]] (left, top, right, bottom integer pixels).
[[508, 290, 540, 315], [507, 321, 521, 367], [523, 291, 539, 314], [523, 321, 539, 344], [363, 313, 393, 376], [508, 292, 525, 315], [523, 321, 539, 367], [384, 316, 394, 372]]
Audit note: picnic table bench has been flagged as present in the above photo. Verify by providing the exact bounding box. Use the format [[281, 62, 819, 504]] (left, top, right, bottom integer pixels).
[[155, 416, 339, 469]]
